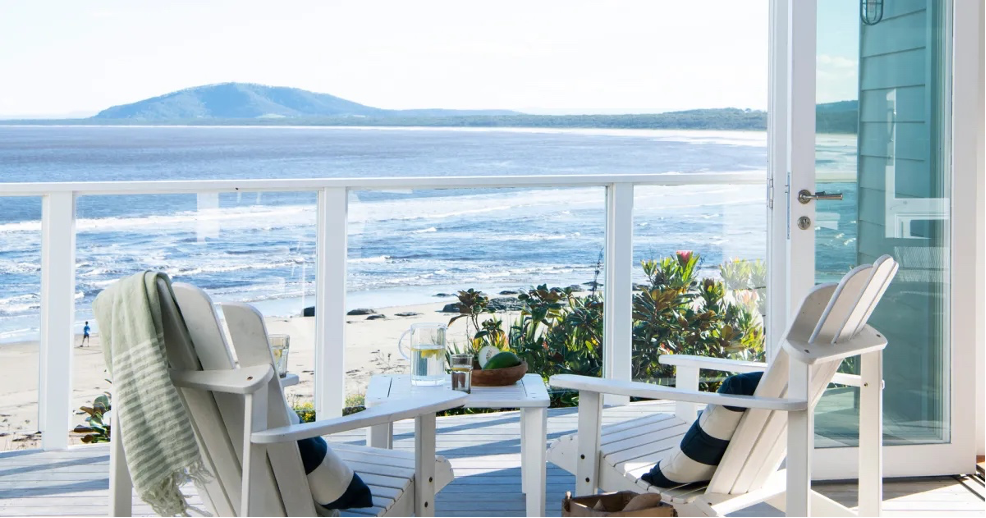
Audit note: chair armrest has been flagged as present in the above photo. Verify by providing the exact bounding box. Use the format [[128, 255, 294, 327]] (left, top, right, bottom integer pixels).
[[783, 325, 888, 365], [658, 355, 767, 374], [549, 374, 807, 411], [657, 354, 864, 387], [170, 364, 273, 395], [252, 391, 468, 444]]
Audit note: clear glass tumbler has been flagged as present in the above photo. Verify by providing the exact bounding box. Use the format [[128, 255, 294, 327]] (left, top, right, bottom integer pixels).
[[269, 334, 290, 378], [450, 353, 473, 393]]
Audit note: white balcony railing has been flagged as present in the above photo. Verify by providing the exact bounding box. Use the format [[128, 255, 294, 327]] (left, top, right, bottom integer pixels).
[[1, 172, 764, 450]]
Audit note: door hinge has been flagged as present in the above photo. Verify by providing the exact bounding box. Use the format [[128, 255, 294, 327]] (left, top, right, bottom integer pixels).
[[785, 171, 792, 239], [766, 177, 774, 209]]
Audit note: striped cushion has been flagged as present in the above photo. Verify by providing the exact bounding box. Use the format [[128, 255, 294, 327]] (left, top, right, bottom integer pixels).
[[641, 372, 763, 488], [290, 412, 373, 511]]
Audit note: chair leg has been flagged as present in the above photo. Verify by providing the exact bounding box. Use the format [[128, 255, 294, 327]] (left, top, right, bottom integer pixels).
[[858, 350, 883, 516], [241, 390, 269, 517], [575, 391, 602, 496], [415, 413, 437, 517], [367, 422, 393, 449], [786, 360, 812, 516], [109, 420, 132, 517]]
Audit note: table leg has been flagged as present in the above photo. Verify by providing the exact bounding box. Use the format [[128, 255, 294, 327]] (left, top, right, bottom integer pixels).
[[367, 422, 393, 449], [521, 407, 547, 517], [520, 412, 528, 494]]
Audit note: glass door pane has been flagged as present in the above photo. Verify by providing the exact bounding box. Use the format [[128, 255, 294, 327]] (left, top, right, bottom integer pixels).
[[813, 0, 952, 447]]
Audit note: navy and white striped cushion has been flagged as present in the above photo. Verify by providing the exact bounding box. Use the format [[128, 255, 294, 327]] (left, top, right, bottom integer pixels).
[[290, 412, 373, 512], [641, 371, 763, 488]]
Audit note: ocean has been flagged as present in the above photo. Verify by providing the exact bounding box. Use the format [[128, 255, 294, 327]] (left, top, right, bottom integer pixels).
[[0, 126, 857, 342]]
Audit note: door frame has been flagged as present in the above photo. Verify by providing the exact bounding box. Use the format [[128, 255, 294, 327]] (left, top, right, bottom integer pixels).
[[770, 0, 982, 478], [976, 6, 986, 461]]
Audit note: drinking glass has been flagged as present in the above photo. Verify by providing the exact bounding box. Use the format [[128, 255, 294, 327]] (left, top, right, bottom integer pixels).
[[269, 334, 290, 378], [450, 354, 473, 393]]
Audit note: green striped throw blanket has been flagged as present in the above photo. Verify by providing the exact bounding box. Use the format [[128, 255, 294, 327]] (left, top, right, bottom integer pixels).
[[93, 272, 209, 516]]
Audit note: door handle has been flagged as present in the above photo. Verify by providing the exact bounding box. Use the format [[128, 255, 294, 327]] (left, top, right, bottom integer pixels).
[[798, 189, 844, 204]]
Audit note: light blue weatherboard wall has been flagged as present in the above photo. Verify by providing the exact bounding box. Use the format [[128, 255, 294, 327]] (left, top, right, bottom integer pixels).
[[855, 0, 949, 443]]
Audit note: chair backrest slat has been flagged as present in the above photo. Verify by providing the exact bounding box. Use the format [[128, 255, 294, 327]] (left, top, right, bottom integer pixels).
[[707, 349, 789, 494], [809, 264, 874, 344], [734, 359, 841, 494], [221, 302, 317, 516], [788, 283, 839, 343], [841, 256, 898, 341], [169, 283, 291, 516], [706, 255, 898, 496], [157, 279, 238, 516], [712, 281, 838, 493]]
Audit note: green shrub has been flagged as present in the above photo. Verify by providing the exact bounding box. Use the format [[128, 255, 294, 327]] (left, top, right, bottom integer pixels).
[[450, 252, 766, 393], [293, 400, 318, 422], [74, 394, 111, 443]]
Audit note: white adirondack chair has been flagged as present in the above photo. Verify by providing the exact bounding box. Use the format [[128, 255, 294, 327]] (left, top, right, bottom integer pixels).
[[108, 281, 468, 517], [548, 255, 899, 516]]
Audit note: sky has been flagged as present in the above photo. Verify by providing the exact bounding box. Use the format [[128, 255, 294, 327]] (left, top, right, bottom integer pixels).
[[0, 1, 857, 118], [816, 0, 861, 103]]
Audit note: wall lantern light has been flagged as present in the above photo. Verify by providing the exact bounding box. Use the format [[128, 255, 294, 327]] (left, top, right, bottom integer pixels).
[[861, 0, 884, 25]]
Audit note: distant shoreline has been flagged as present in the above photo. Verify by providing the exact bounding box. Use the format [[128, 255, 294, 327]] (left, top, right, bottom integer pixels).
[[0, 124, 856, 139], [0, 123, 770, 136], [0, 105, 780, 131], [0, 118, 771, 131]]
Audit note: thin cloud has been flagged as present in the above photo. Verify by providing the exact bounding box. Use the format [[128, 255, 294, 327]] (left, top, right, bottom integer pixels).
[[816, 54, 859, 103]]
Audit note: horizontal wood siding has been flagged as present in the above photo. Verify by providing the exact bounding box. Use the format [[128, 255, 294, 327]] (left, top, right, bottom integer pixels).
[[878, 0, 927, 19], [861, 10, 927, 58], [859, 121, 930, 162], [856, 0, 931, 254], [860, 48, 928, 90], [859, 86, 926, 122], [857, 155, 933, 198], [856, 197, 887, 238]]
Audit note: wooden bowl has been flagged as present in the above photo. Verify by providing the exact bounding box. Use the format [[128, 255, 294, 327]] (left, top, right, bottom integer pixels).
[[471, 361, 528, 387]]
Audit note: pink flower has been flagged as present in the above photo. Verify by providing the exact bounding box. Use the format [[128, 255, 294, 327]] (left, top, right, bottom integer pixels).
[[737, 289, 758, 306], [676, 250, 694, 264]]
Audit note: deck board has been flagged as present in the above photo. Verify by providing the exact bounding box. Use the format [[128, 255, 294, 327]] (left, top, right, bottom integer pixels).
[[0, 402, 982, 517]]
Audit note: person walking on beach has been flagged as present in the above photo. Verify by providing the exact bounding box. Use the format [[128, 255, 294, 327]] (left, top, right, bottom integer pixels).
[[81, 321, 90, 347]]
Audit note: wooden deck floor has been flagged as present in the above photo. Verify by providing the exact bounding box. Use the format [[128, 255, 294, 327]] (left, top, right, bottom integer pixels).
[[1, 403, 982, 517]]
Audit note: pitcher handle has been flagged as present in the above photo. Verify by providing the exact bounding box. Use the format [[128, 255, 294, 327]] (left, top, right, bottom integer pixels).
[[398, 329, 412, 360]]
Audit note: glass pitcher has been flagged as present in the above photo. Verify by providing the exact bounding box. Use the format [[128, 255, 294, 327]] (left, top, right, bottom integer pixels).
[[398, 322, 447, 386]]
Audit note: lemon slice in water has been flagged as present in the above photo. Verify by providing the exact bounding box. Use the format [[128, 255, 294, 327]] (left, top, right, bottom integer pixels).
[[418, 346, 445, 359]]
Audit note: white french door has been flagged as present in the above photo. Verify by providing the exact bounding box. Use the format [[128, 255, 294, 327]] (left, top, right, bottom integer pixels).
[[771, 0, 980, 478]]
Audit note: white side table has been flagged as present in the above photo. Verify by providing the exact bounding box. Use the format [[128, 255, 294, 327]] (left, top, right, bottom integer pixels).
[[365, 373, 551, 517]]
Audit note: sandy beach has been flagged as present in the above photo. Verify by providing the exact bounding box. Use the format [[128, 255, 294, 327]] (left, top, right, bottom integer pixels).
[[0, 298, 514, 450]]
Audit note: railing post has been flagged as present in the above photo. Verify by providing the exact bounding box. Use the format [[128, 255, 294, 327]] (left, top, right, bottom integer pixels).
[[39, 191, 76, 451], [603, 183, 633, 405], [315, 188, 348, 418]]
